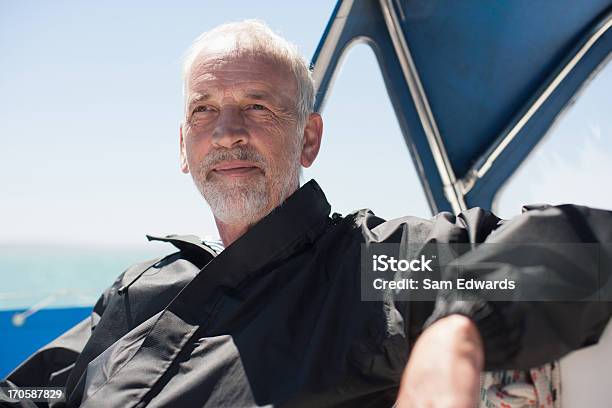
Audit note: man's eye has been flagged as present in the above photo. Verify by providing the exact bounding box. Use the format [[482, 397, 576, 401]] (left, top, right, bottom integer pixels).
[[248, 104, 267, 111], [193, 106, 214, 114]]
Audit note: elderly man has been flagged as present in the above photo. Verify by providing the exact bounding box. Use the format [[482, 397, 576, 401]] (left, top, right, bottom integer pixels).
[[3, 20, 612, 408]]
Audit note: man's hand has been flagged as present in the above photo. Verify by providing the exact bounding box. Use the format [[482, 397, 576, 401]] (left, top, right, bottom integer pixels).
[[396, 314, 484, 408]]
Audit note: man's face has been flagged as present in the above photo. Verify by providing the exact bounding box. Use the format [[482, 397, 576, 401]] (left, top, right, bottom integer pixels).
[[180, 51, 303, 225]]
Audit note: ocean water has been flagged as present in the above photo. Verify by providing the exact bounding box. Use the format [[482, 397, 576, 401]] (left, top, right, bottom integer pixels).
[[0, 244, 172, 376], [0, 244, 169, 311]]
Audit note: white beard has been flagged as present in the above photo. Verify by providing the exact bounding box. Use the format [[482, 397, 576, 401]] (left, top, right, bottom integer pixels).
[[201, 173, 269, 225], [193, 141, 302, 226]]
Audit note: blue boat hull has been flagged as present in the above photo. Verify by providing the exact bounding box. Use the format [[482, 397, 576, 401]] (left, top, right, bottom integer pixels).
[[0, 307, 92, 378]]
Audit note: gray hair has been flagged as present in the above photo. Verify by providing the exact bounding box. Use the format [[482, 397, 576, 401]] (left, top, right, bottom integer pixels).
[[182, 20, 315, 133]]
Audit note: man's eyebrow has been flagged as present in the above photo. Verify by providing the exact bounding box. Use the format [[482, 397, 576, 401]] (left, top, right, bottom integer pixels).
[[188, 93, 211, 107], [244, 90, 279, 103]]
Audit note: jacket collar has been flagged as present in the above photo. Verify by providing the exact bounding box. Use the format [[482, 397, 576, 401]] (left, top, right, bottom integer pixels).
[[167, 179, 332, 319], [219, 178, 332, 274], [146, 179, 331, 264], [146, 233, 218, 257]]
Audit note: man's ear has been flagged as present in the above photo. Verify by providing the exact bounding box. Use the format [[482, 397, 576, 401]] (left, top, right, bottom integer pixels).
[[300, 112, 323, 168], [180, 125, 190, 174]]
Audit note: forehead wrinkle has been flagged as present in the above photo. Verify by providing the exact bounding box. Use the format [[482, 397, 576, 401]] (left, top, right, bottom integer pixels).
[[190, 58, 266, 86], [186, 54, 298, 112], [191, 51, 296, 85]]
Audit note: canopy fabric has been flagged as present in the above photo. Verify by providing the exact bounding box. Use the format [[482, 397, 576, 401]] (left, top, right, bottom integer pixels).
[[312, 0, 612, 212]]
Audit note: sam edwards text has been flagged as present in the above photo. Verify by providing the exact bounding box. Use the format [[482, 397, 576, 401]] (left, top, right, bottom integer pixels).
[[372, 278, 516, 290]]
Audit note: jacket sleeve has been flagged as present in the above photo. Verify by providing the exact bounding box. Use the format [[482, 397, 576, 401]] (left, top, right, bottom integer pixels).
[[426, 204, 612, 370]]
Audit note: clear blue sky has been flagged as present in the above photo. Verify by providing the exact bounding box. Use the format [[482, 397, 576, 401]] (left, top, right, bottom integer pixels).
[[1, 1, 610, 247]]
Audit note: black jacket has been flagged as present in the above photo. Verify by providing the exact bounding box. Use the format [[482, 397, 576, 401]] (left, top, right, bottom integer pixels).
[[3, 180, 612, 407]]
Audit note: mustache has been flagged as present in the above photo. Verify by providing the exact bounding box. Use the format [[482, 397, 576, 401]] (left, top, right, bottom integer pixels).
[[198, 146, 267, 176]]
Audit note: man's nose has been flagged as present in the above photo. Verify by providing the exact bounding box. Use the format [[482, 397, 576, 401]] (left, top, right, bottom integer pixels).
[[212, 108, 249, 148]]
